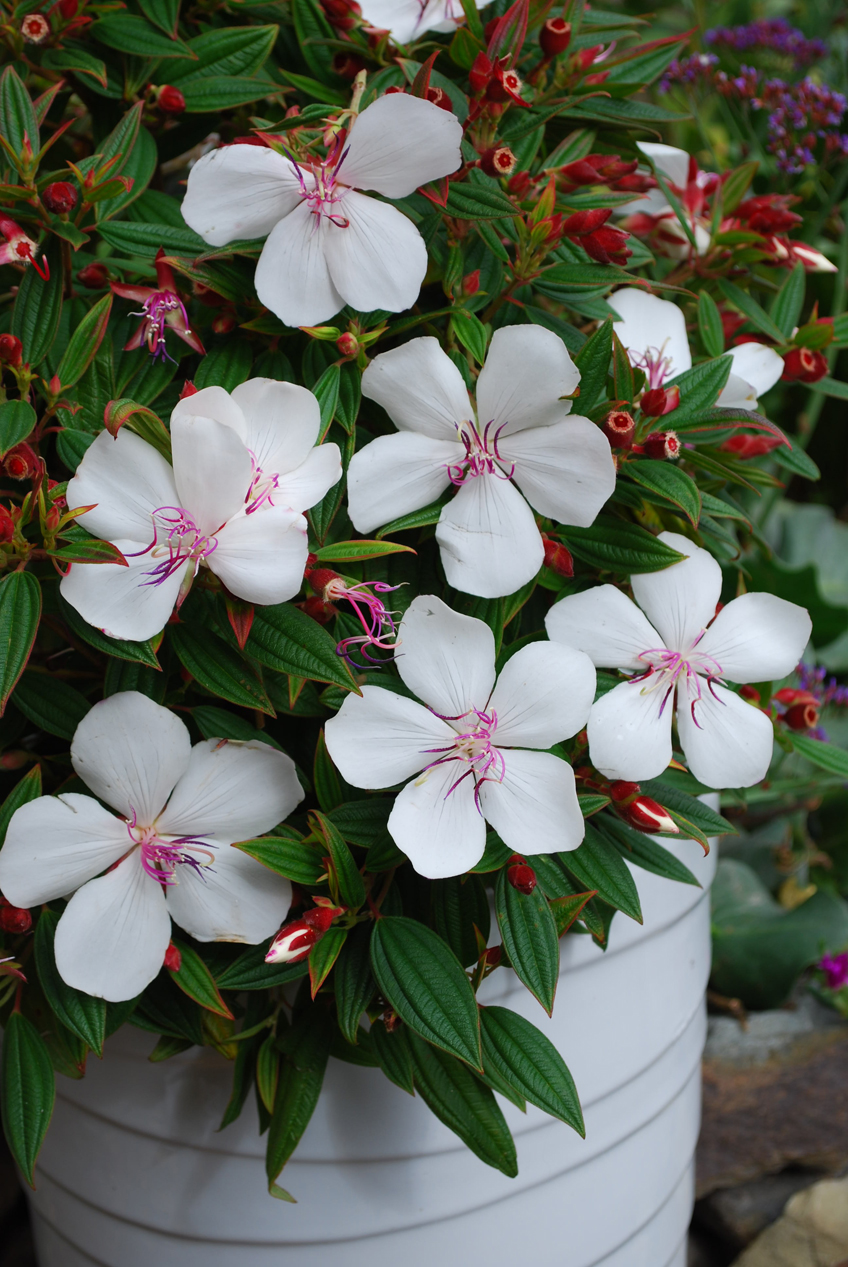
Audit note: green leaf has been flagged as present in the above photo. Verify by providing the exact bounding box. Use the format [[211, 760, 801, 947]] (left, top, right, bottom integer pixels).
[[375, 498, 447, 538], [10, 244, 62, 367], [666, 355, 733, 418], [480, 1006, 584, 1134], [445, 183, 519, 220], [193, 340, 253, 392], [771, 443, 820, 482], [432, 874, 491, 968], [603, 39, 684, 86], [573, 317, 612, 412], [95, 126, 157, 222], [266, 1008, 334, 1197], [370, 917, 482, 1069], [697, 291, 724, 359], [0, 400, 35, 456], [450, 310, 489, 365], [545, 261, 631, 290], [315, 539, 414, 563], [0, 765, 42, 847], [256, 1033, 280, 1113], [246, 602, 358, 692], [234, 832, 325, 886], [0, 573, 41, 716], [170, 24, 278, 81], [309, 926, 347, 996], [407, 1034, 517, 1177], [54, 293, 113, 391], [169, 624, 274, 715], [310, 811, 366, 908], [12, 670, 90, 740], [718, 280, 785, 345], [0, 1011, 55, 1188], [0, 67, 38, 158], [57, 593, 160, 668], [626, 459, 701, 525], [313, 363, 340, 438], [180, 77, 275, 112], [336, 361, 361, 434], [563, 516, 686, 573], [494, 869, 559, 1015], [566, 825, 642, 922], [97, 220, 205, 259], [169, 940, 233, 1018], [566, 96, 689, 127], [578, 791, 611, 817], [291, 0, 336, 83], [334, 923, 375, 1044], [215, 942, 308, 991], [371, 1018, 415, 1093], [769, 263, 805, 338], [639, 778, 732, 837], [137, 0, 179, 37], [550, 890, 597, 936], [91, 14, 196, 58], [597, 816, 701, 887], [807, 376, 848, 401], [790, 733, 848, 779], [48, 537, 127, 566], [34, 911, 107, 1055]]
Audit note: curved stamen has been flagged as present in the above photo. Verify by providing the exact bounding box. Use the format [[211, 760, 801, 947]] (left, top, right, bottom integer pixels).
[[635, 636, 725, 728], [631, 339, 674, 390], [126, 810, 216, 886], [130, 291, 193, 363], [127, 506, 219, 587], [420, 706, 506, 813], [328, 579, 403, 668], [445, 419, 516, 485], [245, 451, 281, 514]]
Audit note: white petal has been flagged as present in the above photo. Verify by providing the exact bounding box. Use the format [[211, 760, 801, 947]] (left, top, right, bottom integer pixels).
[[347, 432, 458, 534], [475, 326, 580, 437], [181, 145, 303, 247], [357, 0, 423, 40], [324, 685, 456, 787], [166, 844, 292, 944], [60, 539, 187, 642], [609, 288, 692, 378], [697, 593, 812, 684], [545, 584, 663, 671], [717, 372, 759, 409], [72, 691, 191, 821], [255, 201, 344, 328], [230, 379, 321, 476], [488, 642, 596, 748], [171, 413, 253, 536], [208, 505, 308, 605], [587, 679, 674, 781], [274, 444, 342, 513], [54, 855, 171, 1002], [388, 763, 486, 878], [677, 681, 775, 789], [436, 474, 544, 599], [339, 94, 462, 198], [0, 794, 129, 908], [479, 749, 585, 855], [397, 594, 496, 719], [361, 337, 474, 441], [170, 386, 247, 441], [324, 191, 427, 316], [636, 142, 691, 188], [498, 416, 615, 525], [158, 739, 304, 843], [718, 343, 784, 403], [631, 532, 722, 654], [66, 429, 177, 544]]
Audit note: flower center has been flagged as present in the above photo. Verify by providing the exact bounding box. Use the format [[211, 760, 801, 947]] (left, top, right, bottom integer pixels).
[[129, 506, 220, 587], [631, 340, 674, 389], [12, 233, 49, 280], [132, 291, 192, 363], [634, 634, 724, 726], [245, 452, 280, 514], [420, 707, 505, 810], [127, 813, 215, 886], [446, 420, 515, 485], [287, 136, 351, 230]]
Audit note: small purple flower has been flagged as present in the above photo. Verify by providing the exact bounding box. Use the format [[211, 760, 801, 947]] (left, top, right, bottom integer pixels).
[[819, 952, 848, 991]]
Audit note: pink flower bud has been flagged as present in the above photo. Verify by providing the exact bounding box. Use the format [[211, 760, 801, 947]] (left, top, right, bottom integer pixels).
[[643, 430, 680, 460], [179, 380, 198, 399], [156, 85, 186, 115], [0, 334, 23, 366], [640, 387, 680, 419], [541, 535, 573, 577], [163, 942, 182, 972], [337, 331, 359, 357], [540, 16, 571, 56], [739, 685, 761, 702], [624, 796, 678, 834], [484, 945, 502, 967], [507, 855, 537, 894], [265, 906, 339, 965], [720, 434, 782, 459], [0, 897, 32, 934], [602, 409, 635, 448]]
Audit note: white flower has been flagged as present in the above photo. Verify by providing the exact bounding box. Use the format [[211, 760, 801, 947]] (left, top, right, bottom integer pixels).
[[358, 0, 485, 42], [615, 142, 713, 258], [0, 692, 302, 1000], [610, 287, 784, 410], [61, 379, 341, 641], [324, 595, 596, 878], [545, 533, 812, 789], [348, 326, 616, 598], [181, 94, 462, 328]]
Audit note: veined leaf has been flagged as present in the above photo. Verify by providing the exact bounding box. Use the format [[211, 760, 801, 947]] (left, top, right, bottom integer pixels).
[[494, 869, 559, 1014], [480, 1006, 584, 1134], [1, 1011, 55, 1188], [34, 911, 107, 1054], [0, 572, 40, 714]]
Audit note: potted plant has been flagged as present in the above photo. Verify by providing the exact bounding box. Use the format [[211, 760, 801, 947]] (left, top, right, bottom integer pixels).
[[0, 0, 845, 1262]]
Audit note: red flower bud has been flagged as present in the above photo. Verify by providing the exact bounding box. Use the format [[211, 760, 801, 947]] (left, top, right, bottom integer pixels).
[[0, 897, 32, 934], [163, 941, 182, 972], [479, 146, 517, 178], [561, 207, 610, 235], [0, 334, 23, 366], [461, 270, 480, 298], [42, 181, 77, 214], [640, 385, 680, 417], [156, 85, 186, 115], [609, 782, 678, 833], [300, 594, 337, 624], [540, 16, 571, 56], [507, 855, 537, 894], [332, 51, 366, 80], [3, 443, 39, 481], [265, 904, 343, 964], [785, 701, 819, 731], [720, 434, 782, 459], [211, 310, 237, 335], [583, 71, 609, 86], [21, 12, 50, 42], [58, 0, 78, 17], [487, 67, 524, 104], [337, 331, 359, 357], [469, 52, 493, 95], [643, 430, 680, 460], [179, 380, 198, 399], [542, 535, 573, 577], [0, 750, 31, 770], [321, 0, 360, 30], [76, 262, 109, 289], [425, 86, 453, 111], [602, 409, 635, 448], [781, 346, 828, 383], [307, 567, 342, 599], [739, 685, 760, 702], [508, 170, 532, 199], [608, 780, 640, 803]]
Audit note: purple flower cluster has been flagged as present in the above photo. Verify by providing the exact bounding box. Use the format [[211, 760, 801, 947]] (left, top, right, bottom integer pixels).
[[705, 19, 826, 70], [796, 663, 848, 709], [658, 52, 717, 95]]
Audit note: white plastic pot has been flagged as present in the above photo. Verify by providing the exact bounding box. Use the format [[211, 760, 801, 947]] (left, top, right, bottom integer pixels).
[[27, 828, 715, 1267]]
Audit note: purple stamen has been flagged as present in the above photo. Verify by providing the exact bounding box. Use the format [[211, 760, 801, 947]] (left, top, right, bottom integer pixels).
[[446, 419, 516, 485], [130, 292, 193, 364], [635, 637, 725, 728], [127, 506, 220, 588], [420, 706, 506, 814], [631, 343, 674, 390], [282, 139, 351, 231], [126, 810, 215, 886], [245, 451, 281, 514], [329, 579, 402, 668]]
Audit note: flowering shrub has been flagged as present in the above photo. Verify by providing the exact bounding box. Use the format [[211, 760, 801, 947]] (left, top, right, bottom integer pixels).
[[0, 0, 847, 1201]]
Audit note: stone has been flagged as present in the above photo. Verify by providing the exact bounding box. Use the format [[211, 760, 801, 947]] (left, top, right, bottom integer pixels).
[[730, 1176, 848, 1266], [696, 1171, 822, 1249]]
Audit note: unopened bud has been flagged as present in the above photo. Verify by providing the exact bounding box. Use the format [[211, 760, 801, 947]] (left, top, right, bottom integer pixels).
[[43, 181, 77, 215], [479, 146, 517, 178], [21, 12, 50, 42], [0, 897, 32, 934], [163, 941, 182, 972], [0, 503, 16, 543], [77, 262, 109, 289], [785, 701, 819, 731], [3, 443, 38, 481], [265, 905, 340, 964], [640, 385, 680, 417], [0, 750, 30, 770], [179, 380, 198, 399], [461, 269, 480, 298], [542, 535, 573, 577], [425, 85, 453, 111], [332, 51, 366, 80], [211, 310, 236, 335], [540, 16, 571, 56], [508, 170, 532, 199], [381, 1008, 401, 1032], [781, 346, 828, 384], [307, 567, 342, 599], [300, 594, 336, 624], [484, 944, 502, 967], [58, 0, 78, 16], [602, 409, 635, 448], [739, 684, 761, 702], [643, 430, 680, 460], [507, 855, 537, 894], [156, 85, 186, 115], [721, 433, 782, 459], [0, 334, 23, 367], [609, 782, 677, 833], [337, 331, 359, 358]]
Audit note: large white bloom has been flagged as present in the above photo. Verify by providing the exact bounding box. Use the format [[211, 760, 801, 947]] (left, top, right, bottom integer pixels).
[[0, 693, 301, 1000], [181, 94, 462, 328], [358, 0, 486, 43], [610, 287, 784, 411], [348, 326, 616, 598], [545, 533, 811, 789], [325, 595, 596, 878], [61, 379, 341, 641]]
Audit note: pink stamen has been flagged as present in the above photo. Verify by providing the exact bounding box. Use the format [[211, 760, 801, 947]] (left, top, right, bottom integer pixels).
[[634, 633, 725, 728], [420, 707, 506, 813], [127, 506, 219, 587], [130, 291, 193, 363], [325, 578, 402, 667], [446, 420, 515, 485], [631, 343, 674, 390], [126, 810, 215, 886], [245, 451, 280, 514], [283, 138, 351, 231]]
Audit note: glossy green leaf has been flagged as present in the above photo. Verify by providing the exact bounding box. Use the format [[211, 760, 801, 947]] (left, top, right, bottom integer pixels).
[[309, 926, 347, 997], [313, 363, 340, 438], [170, 24, 278, 81], [1, 1012, 55, 1188], [215, 943, 308, 992], [371, 1018, 415, 1093], [597, 816, 701, 887], [432, 875, 491, 967], [563, 517, 686, 574], [55, 293, 113, 390], [0, 765, 42, 847], [137, 0, 179, 37], [169, 940, 233, 1018], [334, 923, 375, 1044], [717, 280, 785, 345], [790, 733, 848, 779], [450, 310, 489, 364], [480, 1006, 584, 1133], [572, 317, 612, 412], [256, 1033, 280, 1114], [566, 825, 642, 922], [57, 593, 160, 668], [310, 811, 366, 909], [550, 890, 597, 936], [0, 572, 40, 716], [446, 183, 519, 220], [769, 263, 805, 338], [91, 14, 195, 58], [234, 832, 326, 886], [370, 917, 482, 1069], [494, 869, 559, 1015], [291, 0, 336, 82], [266, 1008, 334, 1197], [0, 67, 38, 158], [169, 624, 274, 715], [10, 245, 62, 367], [193, 340, 253, 392], [0, 400, 36, 456], [34, 911, 107, 1055], [246, 602, 358, 691], [626, 459, 701, 525], [375, 498, 447, 538], [98, 220, 205, 259], [639, 779, 732, 837], [12, 670, 90, 740]]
